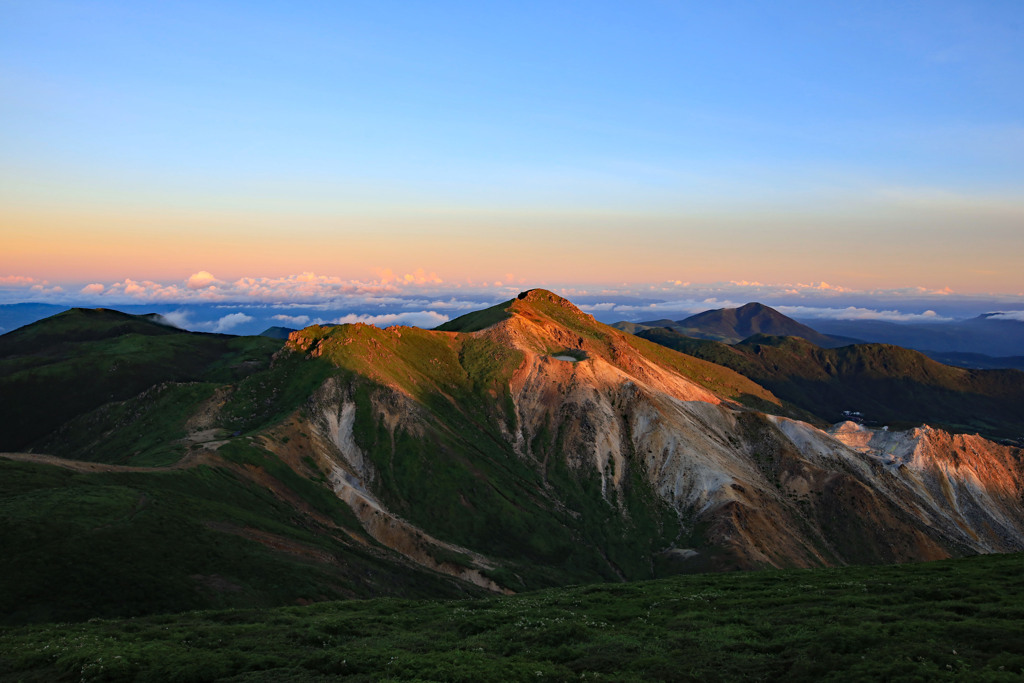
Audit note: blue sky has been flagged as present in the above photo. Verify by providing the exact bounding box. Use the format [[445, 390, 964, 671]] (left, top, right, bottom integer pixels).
[[2, 0, 1023, 297]]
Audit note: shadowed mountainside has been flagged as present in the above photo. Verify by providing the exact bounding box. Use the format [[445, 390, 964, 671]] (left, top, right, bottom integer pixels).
[[630, 326, 1024, 442]]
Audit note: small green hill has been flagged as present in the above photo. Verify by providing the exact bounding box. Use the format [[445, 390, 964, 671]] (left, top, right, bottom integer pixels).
[[258, 325, 297, 339], [0, 308, 280, 451], [679, 302, 836, 344], [0, 307, 178, 356]]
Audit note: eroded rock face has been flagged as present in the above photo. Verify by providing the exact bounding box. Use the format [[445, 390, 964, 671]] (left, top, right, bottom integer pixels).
[[302, 377, 510, 593], [829, 421, 1024, 553], [480, 307, 964, 569]]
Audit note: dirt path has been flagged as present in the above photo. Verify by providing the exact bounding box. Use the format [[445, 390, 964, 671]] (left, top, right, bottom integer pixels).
[[0, 450, 218, 473]]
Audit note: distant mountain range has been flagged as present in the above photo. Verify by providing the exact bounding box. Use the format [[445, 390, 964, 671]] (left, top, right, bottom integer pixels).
[[630, 327, 1024, 440], [615, 302, 1024, 370], [613, 303, 1024, 439], [804, 315, 1024, 359]]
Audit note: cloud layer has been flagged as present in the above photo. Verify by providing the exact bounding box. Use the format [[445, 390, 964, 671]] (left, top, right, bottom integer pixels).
[[3, 270, 1022, 331]]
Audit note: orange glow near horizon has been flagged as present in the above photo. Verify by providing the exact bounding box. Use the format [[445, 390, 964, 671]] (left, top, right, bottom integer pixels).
[[3, 201, 1023, 295]]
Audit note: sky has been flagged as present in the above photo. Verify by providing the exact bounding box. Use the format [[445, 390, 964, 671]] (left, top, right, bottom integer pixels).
[[2, 0, 1023, 324]]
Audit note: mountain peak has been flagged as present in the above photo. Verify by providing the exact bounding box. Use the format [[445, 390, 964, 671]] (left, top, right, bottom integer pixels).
[[437, 289, 587, 334], [674, 302, 842, 347], [510, 288, 590, 318], [515, 288, 566, 303]]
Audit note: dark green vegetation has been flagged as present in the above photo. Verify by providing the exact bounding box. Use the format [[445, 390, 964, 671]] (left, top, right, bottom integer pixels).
[[0, 308, 280, 452], [2, 551, 1022, 682], [0, 450, 481, 627], [634, 327, 1024, 441], [36, 381, 219, 466]]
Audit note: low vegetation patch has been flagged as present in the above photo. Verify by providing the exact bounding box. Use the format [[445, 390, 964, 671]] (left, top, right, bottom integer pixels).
[[2, 552, 1022, 681]]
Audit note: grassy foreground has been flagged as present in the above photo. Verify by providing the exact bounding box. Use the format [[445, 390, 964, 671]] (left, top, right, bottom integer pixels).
[[2, 552, 1023, 682]]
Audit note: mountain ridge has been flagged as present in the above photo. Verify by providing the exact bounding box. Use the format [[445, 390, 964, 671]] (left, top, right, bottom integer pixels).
[[627, 325, 1024, 442], [2, 289, 1024, 625]]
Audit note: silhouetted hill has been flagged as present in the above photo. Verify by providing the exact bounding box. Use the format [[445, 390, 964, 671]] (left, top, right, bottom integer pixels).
[[0, 308, 279, 451], [614, 303, 855, 347], [259, 325, 297, 339]]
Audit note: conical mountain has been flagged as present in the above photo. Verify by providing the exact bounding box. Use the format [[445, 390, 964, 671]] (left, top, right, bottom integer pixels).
[[615, 301, 851, 346], [675, 302, 846, 346]]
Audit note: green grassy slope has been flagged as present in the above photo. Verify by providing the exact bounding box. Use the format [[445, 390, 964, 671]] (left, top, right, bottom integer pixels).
[[635, 327, 1024, 439], [436, 299, 513, 332], [35, 381, 220, 466], [0, 447, 482, 626], [2, 551, 1021, 681]]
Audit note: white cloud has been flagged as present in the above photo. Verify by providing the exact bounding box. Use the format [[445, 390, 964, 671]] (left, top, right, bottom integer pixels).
[[80, 283, 105, 294], [272, 314, 310, 327], [210, 312, 254, 333], [794, 281, 853, 293], [103, 278, 188, 301], [160, 310, 192, 329], [187, 271, 221, 290], [579, 302, 618, 312], [413, 298, 485, 310], [775, 305, 953, 322], [332, 311, 450, 328], [32, 284, 63, 293], [985, 310, 1024, 322], [0, 275, 38, 286]]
